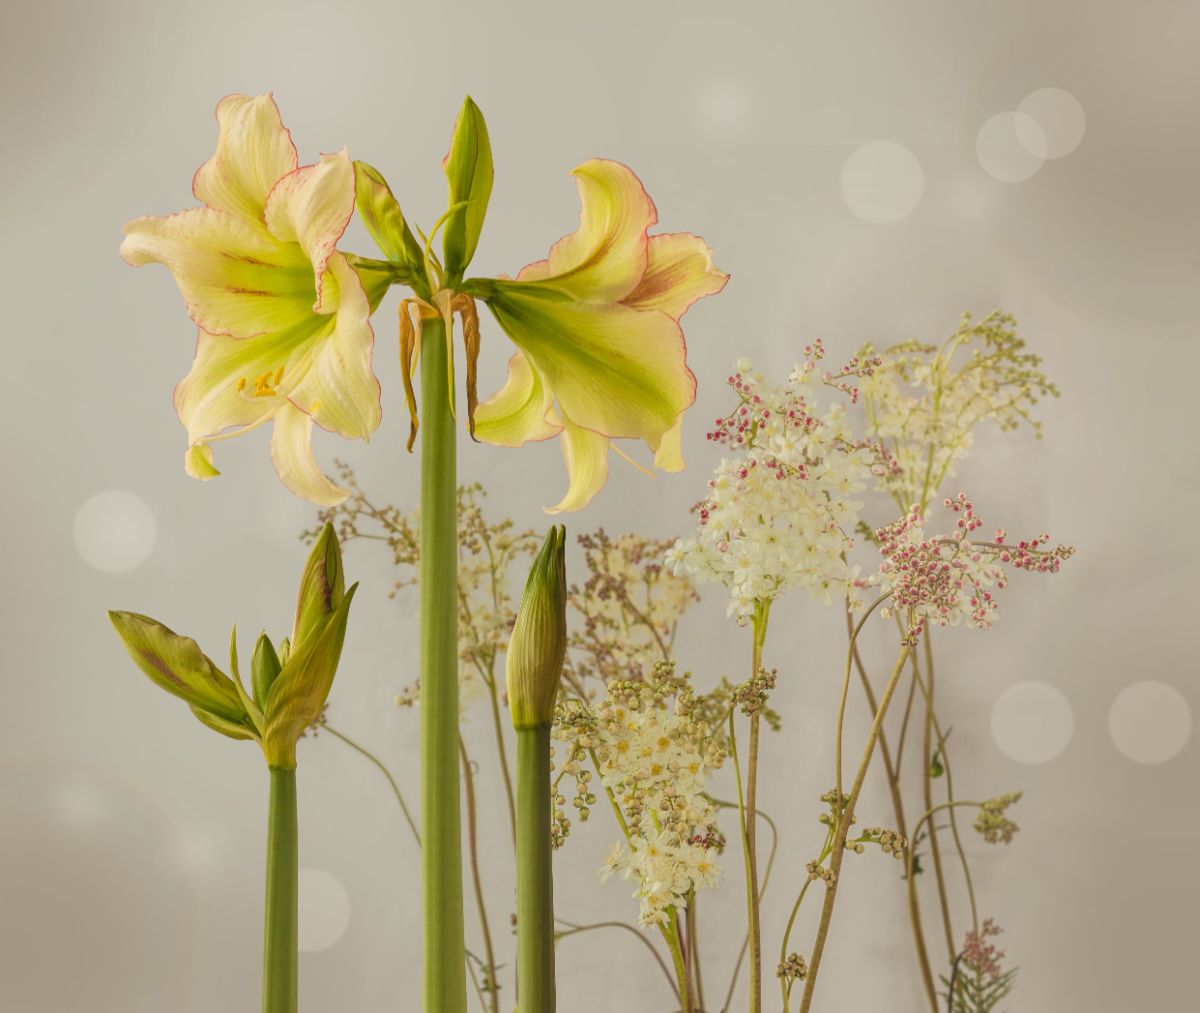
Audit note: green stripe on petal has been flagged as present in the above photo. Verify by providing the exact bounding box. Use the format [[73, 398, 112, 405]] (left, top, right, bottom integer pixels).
[[482, 286, 694, 444]]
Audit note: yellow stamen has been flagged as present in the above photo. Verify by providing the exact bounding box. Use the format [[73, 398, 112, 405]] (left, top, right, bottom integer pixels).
[[235, 377, 247, 393]]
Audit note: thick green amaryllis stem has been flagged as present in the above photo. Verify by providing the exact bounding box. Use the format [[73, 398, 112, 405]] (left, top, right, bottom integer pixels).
[[263, 767, 298, 1013], [419, 316, 467, 1013], [515, 724, 555, 1013]]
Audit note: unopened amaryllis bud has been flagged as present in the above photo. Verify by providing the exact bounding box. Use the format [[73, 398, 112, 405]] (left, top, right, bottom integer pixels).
[[441, 96, 493, 282], [251, 631, 283, 710], [507, 525, 567, 729], [292, 523, 345, 649]]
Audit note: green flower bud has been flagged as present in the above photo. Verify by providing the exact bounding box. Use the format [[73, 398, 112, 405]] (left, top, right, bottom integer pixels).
[[353, 160, 427, 279], [506, 525, 567, 730], [251, 631, 283, 709], [442, 96, 493, 282], [108, 611, 249, 728], [292, 523, 345, 650]]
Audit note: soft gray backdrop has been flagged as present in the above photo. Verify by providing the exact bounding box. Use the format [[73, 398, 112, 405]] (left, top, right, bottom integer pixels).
[[1, 1, 1196, 1010]]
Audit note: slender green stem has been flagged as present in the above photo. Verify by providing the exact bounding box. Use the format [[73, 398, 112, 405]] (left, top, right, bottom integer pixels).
[[263, 767, 298, 1013], [687, 898, 705, 1011], [663, 913, 692, 1013], [460, 738, 499, 1013], [516, 725, 555, 1013], [740, 601, 770, 1013], [320, 722, 420, 848], [419, 316, 467, 1013], [778, 826, 831, 1011], [798, 646, 910, 1013]]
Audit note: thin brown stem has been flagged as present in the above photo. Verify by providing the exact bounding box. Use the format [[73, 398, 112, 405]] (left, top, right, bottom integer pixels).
[[844, 610, 938, 1011], [319, 722, 420, 847], [554, 919, 680, 1000], [919, 636, 955, 962], [798, 646, 911, 1013]]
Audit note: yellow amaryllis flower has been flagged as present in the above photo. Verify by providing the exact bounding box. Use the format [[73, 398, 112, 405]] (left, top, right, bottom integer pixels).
[[119, 94, 381, 505], [468, 159, 727, 512]]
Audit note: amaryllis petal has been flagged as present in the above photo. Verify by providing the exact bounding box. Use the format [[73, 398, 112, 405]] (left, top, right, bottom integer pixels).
[[473, 350, 560, 447], [482, 289, 694, 444], [192, 94, 298, 223], [542, 159, 655, 301], [269, 402, 349, 506], [548, 410, 610, 514], [625, 233, 729, 321], [185, 442, 221, 480], [652, 417, 685, 473], [285, 254, 381, 441], [263, 151, 356, 314], [121, 209, 314, 338]]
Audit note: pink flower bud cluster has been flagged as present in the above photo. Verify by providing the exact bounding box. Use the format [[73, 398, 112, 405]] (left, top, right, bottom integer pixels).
[[864, 494, 1074, 643]]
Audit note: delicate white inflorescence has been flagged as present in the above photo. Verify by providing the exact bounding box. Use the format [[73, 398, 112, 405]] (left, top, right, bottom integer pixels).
[[668, 350, 886, 621], [557, 670, 725, 927]]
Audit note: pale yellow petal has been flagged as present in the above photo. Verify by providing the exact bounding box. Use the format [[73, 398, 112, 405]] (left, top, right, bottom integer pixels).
[[269, 402, 349, 506], [542, 159, 655, 301], [652, 417, 685, 472], [121, 209, 314, 338], [264, 151, 356, 314], [192, 94, 298, 223], [474, 350, 560, 447], [624, 233, 729, 320], [285, 254, 382, 441], [547, 410, 611, 514]]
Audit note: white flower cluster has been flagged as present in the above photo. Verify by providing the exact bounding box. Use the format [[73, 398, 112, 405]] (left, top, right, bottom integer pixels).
[[557, 669, 725, 927], [601, 833, 722, 927], [667, 358, 877, 622]]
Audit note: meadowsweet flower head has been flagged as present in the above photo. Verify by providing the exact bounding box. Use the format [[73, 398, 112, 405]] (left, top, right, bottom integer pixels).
[[669, 355, 884, 622], [555, 664, 725, 926], [858, 310, 1059, 510], [863, 493, 1075, 644]]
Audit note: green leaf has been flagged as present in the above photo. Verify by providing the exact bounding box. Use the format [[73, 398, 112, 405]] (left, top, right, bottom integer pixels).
[[442, 96, 493, 281], [292, 523, 345, 649], [352, 160, 427, 276], [108, 611, 246, 725], [252, 631, 283, 710], [263, 584, 358, 768]]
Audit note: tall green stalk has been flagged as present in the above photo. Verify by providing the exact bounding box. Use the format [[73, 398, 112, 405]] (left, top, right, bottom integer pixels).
[[263, 767, 298, 1013], [515, 725, 555, 1013], [419, 317, 467, 1012]]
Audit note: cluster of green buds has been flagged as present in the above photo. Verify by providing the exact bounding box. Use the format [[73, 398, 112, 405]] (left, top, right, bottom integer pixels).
[[108, 524, 356, 769], [974, 792, 1023, 845], [850, 826, 908, 859]]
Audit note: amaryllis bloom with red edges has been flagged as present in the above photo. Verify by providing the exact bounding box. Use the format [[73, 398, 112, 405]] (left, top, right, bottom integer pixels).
[[120, 94, 382, 505], [466, 159, 728, 512]]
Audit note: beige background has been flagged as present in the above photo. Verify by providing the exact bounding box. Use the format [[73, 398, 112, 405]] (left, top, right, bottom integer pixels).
[[1, 0, 1196, 1010]]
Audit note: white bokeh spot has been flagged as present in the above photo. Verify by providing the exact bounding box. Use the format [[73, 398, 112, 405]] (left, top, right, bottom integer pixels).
[[990, 680, 1074, 764], [840, 141, 924, 223], [1018, 87, 1086, 159], [298, 867, 352, 952], [1108, 681, 1192, 764], [73, 490, 156, 573], [976, 111, 1047, 183]]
